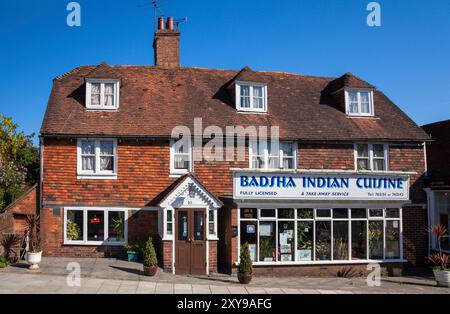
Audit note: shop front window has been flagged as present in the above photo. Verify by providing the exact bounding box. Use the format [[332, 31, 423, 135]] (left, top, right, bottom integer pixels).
[[278, 221, 295, 261], [259, 221, 276, 262], [65, 208, 127, 245], [315, 221, 331, 260], [239, 208, 402, 264]]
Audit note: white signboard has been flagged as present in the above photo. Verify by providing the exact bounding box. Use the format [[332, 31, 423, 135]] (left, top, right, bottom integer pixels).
[[233, 172, 410, 201]]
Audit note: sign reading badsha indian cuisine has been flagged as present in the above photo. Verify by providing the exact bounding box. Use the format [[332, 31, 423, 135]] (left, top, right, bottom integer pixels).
[[233, 172, 410, 201]]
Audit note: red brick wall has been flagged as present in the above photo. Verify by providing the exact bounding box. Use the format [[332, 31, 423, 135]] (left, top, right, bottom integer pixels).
[[209, 240, 217, 274], [299, 143, 355, 170], [402, 205, 428, 266], [6, 185, 38, 216], [154, 31, 180, 68], [161, 240, 173, 272]]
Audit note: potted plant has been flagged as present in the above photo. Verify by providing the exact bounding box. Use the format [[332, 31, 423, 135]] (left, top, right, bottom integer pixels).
[[1, 233, 20, 263], [66, 219, 81, 241], [124, 241, 140, 263], [427, 225, 450, 287], [142, 237, 158, 276], [238, 243, 253, 284], [25, 215, 42, 270], [112, 215, 125, 242], [0, 256, 8, 268]]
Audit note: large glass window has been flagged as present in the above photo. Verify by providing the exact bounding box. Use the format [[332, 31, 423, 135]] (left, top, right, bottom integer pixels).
[[78, 139, 117, 176], [65, 208, 127, 245], [356, 144, 388, 171], [239, 208, 402, 264], [250, 141, 297, 170]]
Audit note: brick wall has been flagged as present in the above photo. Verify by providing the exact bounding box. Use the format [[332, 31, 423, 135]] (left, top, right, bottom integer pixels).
[[209, 240, 218, 274], [299, 143, 355, 170], [153, 30, 180, 68]]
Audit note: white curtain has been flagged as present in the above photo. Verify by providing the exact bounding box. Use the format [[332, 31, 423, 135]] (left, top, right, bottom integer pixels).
[[82, 156, 95, 171], [104, 83, 114, 106], [91, 83, 101, 105]]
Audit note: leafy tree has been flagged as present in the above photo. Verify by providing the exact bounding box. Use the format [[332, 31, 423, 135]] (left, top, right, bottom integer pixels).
[[0, 114, 39, 211], [238, 243, 253, 275]]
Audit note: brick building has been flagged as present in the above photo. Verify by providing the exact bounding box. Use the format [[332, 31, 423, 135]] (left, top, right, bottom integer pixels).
[[422, 120, 450, 254], [33, 18, 432, 276]]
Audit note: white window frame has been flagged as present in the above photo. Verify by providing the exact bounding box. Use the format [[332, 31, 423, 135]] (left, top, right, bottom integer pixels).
[[77, 139, 118, 179], [354, 143, 389, 172], [63, 207, 128, 246], [345, 89, 374, 117], [236, 82, 268, 113], [86, 79, 120, 110], [238, 207, 404, 266], [170, 139, 193, 177], [249, 141, 298, 170]]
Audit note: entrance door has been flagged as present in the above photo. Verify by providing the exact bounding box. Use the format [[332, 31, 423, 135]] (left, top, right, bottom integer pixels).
[[175, 209, 206, 275]]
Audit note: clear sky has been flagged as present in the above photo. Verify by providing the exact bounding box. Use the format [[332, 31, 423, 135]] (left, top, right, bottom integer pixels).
[[0, 0, 449, 145]]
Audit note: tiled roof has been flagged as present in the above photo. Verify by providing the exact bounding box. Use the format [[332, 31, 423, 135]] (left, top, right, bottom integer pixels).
[[41, 63, 429, 141], [422, 120, 450, 186]]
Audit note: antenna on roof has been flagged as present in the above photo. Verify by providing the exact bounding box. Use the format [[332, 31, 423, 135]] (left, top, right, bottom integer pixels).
[[174, 17, 188, 29]]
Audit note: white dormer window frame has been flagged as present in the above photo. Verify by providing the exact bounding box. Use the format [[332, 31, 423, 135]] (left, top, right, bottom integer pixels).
[[170, 138, 194, 177], [236, 81, 268, 113], [86, 79, 120, 110], [345, 89, 374, 117]]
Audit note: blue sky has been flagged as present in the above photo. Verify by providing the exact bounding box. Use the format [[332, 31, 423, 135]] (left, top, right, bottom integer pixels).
[[0, 0, 449, 145]]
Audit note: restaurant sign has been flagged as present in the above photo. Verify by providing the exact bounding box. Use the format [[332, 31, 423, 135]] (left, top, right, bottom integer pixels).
[[233, 172, 410, 201]]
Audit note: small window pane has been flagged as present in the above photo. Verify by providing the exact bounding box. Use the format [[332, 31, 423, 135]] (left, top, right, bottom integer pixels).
[[174, 155, 190, 170], [369, 209, 384, 218], [333, 209, 348, 219], [316, 209, 331, 218], [87, 211, 105, 242], [104, 83, 115, 107], [357, 159, 369, 171], [241, 208, 257, 219], [100, 141, 114, 155], [82, 140, 95, 155], [240, 86, 251, 108], [351, 208, 367, 219], [193, 211, 204, 241], [100, 156, 114, 171], [386, 208, 400, 218], [349, 92, 359, 113], [297, 209, 313, 219], [178, 212, 188, 241], [66, 210, 84, 241], [108, 211, 125, 242], [316, 221, 331, 260], [91, 83, 101, 106], [333, 221, 349, 260], [373, 144, 385, 158], [373, 159, 385, 171], [369, 221, 384, 259], [260, 209, 276, 218], [82, 156, 95, 171], [278, 209, 294, 219], [297, 221, 313, 261], [259, 221, 276, 262], [357, 144, 369, 158], [360, 92, 370, 113]]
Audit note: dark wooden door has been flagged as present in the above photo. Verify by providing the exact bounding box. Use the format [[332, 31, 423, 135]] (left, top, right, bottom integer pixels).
[[175, 209, 206, 275]]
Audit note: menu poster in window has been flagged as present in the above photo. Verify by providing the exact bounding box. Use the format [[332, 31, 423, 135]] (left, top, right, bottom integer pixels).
[[248, 244, 257, 262], [298, 250, 312, 261], [280, 254, 292, 262], [246, 225, 256, 234], [260, 224, 273, 236], [280, 245, 291, 254]]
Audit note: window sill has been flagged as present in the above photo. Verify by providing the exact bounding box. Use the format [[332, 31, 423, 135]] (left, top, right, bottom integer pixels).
[[169, 172, 189, 178], [86, 108, 119, 112]]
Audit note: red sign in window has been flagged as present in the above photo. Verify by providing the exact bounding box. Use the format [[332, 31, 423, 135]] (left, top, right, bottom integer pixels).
[[90, 218, 101, 224]]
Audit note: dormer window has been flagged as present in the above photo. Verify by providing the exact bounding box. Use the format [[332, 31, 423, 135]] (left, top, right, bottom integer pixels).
[[236, 82, 267, 113], [86, 80, 120, 110], [345, 90, 374, 117]]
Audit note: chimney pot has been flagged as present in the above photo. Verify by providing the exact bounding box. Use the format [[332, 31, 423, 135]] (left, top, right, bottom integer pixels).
[[158, 17, 165, 30], [166, 17, 174, 30]]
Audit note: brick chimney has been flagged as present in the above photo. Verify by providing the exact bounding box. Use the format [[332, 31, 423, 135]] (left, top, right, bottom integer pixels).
[[153, 17, 180, 68]]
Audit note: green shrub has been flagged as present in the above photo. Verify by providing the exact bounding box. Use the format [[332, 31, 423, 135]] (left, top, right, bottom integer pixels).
[[142, 238, 158, 267], [238, 243, 253, 275], [0, 256, 8, 268], [66, 220, 81, 241]]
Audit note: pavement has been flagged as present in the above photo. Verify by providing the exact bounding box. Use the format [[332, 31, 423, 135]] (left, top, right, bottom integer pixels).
[[0, 257, 449, 294]]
